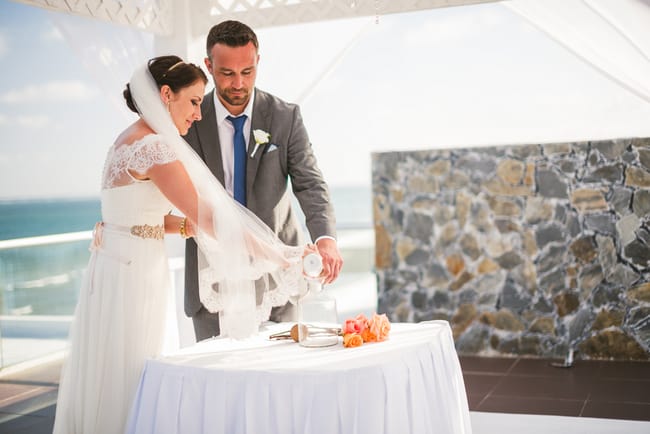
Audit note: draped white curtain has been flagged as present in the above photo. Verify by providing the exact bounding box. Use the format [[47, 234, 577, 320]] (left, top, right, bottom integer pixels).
[[505, 0, 650, 105]]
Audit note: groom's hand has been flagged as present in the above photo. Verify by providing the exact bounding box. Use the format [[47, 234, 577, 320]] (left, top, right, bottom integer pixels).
[[316, 238, 343, 285]]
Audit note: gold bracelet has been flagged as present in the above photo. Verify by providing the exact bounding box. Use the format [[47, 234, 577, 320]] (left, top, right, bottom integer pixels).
[[179, 217, 188, 239]]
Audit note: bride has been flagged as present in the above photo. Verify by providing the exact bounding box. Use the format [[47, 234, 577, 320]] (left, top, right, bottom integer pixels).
[[53, 55, 310, 434]]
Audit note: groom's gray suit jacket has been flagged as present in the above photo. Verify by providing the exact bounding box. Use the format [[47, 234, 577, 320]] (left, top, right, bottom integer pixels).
[[183, 88, 337, 318]]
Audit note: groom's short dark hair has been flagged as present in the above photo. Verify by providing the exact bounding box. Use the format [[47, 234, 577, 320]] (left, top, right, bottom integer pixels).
[[206, 20, 259, 58]]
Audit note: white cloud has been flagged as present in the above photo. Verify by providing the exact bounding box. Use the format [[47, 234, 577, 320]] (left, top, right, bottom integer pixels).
[[0, 81, 98, 103], [42, 26, 63, 42], [98, 47, 116, 67], [16, 115, 50, 128], [0, 112, 48, 129], [0, 32, 7, 58]]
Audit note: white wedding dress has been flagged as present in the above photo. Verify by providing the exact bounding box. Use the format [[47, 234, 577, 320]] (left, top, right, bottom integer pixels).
[[53, 135, 176, 434]]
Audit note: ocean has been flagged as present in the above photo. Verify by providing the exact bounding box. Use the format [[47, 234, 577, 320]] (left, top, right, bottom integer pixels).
[[0, 186, 372, 317], [0, 185, 372, 241], [0, 198, 102, 241]]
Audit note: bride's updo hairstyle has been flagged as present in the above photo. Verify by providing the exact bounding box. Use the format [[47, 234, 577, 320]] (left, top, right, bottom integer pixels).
[[123, 55, 208, 113]]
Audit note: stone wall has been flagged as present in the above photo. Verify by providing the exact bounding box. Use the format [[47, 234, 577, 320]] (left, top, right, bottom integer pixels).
[[372, 138, 650, 361]]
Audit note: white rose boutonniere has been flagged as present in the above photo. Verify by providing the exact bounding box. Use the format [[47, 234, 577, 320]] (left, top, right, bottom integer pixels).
[[251, 129, 271, 158]]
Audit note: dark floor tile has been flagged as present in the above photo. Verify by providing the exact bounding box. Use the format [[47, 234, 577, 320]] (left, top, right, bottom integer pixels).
[[476, 395, 583, 417], [0, 387, 57, 418], [0, 383, 42, 402], [581, 400, 650, 421], [509, 358, 602, 378], [462, 373, 503, 395], [458, 355, 517, 374], [589, 378, 650, 403], [36, 403, 56, 418], [491, 375, 590, 400], [0, 413, 54, 434], [597, 360, 650, 381], [466, 393, 486, 410], [0, 411, 20, 425]]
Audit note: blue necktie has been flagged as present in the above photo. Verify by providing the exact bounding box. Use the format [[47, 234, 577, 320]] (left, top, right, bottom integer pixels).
[[227, 115, 247, 205]]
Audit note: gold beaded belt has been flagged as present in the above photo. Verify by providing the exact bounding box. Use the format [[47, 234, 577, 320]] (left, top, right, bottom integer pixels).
[[129, 224, 165, 240], [102, 222, 165, 240]]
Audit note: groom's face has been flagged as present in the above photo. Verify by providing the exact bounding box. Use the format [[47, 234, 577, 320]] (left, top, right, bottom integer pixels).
[[206, 41, 259, 116]]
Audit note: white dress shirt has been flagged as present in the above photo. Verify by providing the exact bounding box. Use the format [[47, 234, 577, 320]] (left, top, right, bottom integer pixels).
[[210, 89, 334, 245], [212, 89, 256, 197]]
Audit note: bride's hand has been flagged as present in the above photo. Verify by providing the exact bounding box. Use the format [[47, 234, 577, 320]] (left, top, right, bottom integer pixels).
[[303, 243, 319, 258], [185, 218, 195, 238]]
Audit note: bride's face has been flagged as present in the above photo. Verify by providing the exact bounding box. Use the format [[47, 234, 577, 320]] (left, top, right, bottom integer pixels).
[[165, 80, 205, 135]]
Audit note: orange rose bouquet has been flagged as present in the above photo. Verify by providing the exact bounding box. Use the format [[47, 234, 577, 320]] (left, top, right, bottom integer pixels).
[[341, 313, 391, 348]]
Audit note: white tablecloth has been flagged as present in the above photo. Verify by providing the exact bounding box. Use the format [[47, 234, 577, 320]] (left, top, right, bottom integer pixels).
[[126, 321, 472, 434]]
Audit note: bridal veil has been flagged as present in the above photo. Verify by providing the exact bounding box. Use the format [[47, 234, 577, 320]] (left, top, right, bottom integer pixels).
[[129, 62, 305, 338]]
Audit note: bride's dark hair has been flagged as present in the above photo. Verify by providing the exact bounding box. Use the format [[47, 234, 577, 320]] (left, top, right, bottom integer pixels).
[[123, 55, 208, 113]]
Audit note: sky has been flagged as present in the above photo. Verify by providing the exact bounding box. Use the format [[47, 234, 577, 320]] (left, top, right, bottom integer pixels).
[[1, 0, 649, 199]]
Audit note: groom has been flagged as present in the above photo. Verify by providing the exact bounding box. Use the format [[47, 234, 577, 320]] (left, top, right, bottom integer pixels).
[[183, 20, 343, 341]]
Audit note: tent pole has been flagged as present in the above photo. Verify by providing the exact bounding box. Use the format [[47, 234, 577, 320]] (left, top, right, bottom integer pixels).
[[154, 0, 191, 59]]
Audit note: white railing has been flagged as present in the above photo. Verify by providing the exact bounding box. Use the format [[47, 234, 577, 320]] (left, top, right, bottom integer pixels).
[[0, 227, 377, 369], [0, 231, 93, 251], [0, 232, 94, 368]]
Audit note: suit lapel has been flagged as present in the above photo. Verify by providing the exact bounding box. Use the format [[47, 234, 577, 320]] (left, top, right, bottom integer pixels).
[[197, 94, 225, 185], [246, 89, 271, 207]]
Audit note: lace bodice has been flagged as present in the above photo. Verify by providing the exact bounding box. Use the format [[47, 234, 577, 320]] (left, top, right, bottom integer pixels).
[[102, 134, 177, 189]]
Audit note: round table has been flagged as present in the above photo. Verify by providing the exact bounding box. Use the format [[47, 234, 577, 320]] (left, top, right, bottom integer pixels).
[[126, 321, 472, 434]]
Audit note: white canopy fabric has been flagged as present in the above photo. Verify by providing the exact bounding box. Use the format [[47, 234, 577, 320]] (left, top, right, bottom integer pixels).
[[16, 0, 650, 189], [21, 0, 499, 122], [12, 0, 500, 34], [506, 0, 650, 105], [39, 0, 650, 112]]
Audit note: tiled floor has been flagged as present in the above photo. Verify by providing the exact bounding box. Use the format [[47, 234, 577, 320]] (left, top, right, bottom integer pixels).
[[1, 354, 649, 433], [460, 355, 650, 421], [0, 357, 60, 434]]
